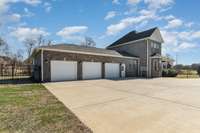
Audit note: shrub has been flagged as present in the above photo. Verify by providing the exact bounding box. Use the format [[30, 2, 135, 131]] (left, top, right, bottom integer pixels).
[[162, 68, 178, 77]]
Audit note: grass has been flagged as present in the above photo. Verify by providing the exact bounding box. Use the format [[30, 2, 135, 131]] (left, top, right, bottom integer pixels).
[[176, 70, 200, 79], [176, 74, 200, 78], [0, 84, 92, 133]]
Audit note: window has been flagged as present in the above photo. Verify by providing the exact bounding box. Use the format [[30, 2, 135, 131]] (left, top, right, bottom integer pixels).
[[151, 42, 160, 49], [151, 42, 154, 48]]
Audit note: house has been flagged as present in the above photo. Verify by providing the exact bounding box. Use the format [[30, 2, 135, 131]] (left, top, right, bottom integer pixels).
[[0, 56, 12, 65], [32, 44, 139, 82], [32, 27, 164, 82], [107, 27, 164, 78]]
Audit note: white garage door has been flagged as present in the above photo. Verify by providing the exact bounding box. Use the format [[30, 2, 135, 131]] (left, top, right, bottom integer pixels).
[[105, 63, 120, 79], [51, 61, 77, 82], [82, 62, 102, 80]]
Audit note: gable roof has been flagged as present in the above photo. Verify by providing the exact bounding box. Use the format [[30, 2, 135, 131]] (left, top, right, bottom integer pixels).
[[35, 44, 139, 59], [107, 27, 160, 48]]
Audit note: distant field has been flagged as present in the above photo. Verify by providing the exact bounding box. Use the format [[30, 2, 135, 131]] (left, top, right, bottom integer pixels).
[[177, 70, 199, 78], [177, 74, 199, 78]]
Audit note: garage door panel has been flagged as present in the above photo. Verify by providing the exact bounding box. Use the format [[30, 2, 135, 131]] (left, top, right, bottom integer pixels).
[[105, 63, 120, 79], [51, 61, 77, 82], [82, 62, 102, 80]]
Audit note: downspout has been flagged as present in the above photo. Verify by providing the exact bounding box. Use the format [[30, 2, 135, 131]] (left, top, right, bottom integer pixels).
[[146, 39, 149, 78], [41, 49, 44, 82], [138, 59, 140, 77]]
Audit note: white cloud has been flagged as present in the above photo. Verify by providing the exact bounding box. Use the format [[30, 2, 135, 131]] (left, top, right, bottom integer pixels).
[[104, 11, 117, 20], [174, 42, 197, 52], [10, 27, 49, 41], [185, 22, 194, 28], [191, 31, 200, 39], [10, 13, 21, 22], [161, 30, 178, 46], [144, 0, 174, 10], [176, 31, 200, 41], [15, 0, 41, 6], [44, 2, 52, 13], [161, 29, 200, 53], [56, 26, 88, 40], [0, 0, 41, 12], [106, 9, 156, 35], [0, 0, 41, 24], [0, 13, 22, 24], [165, 18, 183, 29], [112, 0, 120, 4], [127, 0, 141, 5], [164, 15, 175, 20], [0, 0, 9, 13], [24, 8, 34, 17]]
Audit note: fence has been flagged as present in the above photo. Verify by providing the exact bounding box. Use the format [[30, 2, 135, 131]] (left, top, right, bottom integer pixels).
[[0, 64, 33, 84]]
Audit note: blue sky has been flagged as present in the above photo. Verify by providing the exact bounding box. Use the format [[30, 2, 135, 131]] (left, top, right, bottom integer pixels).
[[0, 0, 200, 65]]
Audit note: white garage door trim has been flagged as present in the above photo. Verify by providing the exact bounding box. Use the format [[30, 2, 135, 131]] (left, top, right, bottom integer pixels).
[[82, 62, 102, 80], [51, 60, 77, 82], [105, 63, 120, 79]]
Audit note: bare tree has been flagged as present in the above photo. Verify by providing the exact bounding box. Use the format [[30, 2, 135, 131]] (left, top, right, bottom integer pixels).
[[47, 40, 52, 46], [0, 37, 10, 56], [24, 38, 37, 58], [24, 35, 52, 58], [81, 36, 96, 47], [37, 35, 46, 46]]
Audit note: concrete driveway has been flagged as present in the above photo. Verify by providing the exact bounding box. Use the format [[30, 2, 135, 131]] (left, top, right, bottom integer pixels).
[[44, 78, 200, 133]]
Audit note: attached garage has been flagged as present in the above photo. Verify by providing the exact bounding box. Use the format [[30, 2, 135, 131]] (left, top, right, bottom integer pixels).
[[32, 44, 139, 82], [105, 63, 120, 79], [82, 62, 102, 80], [51, 61, 77, 82]]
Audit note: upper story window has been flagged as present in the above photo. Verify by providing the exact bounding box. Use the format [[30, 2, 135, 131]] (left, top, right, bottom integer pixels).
[[151, 42, 160, 49]]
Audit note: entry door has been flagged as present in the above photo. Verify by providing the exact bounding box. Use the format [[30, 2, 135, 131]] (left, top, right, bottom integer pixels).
[[121, 64, 126, 78], [105, 63, 120, 79], [82, 62, 102, 80], [51, 61, 77, 82]]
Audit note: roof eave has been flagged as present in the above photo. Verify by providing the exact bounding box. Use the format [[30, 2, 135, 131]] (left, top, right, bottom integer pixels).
[[37, 47, 140, 60]]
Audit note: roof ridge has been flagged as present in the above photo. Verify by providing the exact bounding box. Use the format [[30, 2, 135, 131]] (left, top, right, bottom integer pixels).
[[107, 27, 158, 48]]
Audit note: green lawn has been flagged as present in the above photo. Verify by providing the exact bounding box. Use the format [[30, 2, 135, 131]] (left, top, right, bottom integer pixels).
[[0, 84, 92, 133]]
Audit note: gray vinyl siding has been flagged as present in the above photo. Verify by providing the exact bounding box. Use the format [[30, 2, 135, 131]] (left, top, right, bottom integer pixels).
[[110, 40, 147, 76], [148, 40, 162, 77]]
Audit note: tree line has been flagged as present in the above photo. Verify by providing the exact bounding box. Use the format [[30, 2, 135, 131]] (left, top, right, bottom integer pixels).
[[174, 64, 200, 75], [0, 35, 52, 65], [0, 35, 96, 65]]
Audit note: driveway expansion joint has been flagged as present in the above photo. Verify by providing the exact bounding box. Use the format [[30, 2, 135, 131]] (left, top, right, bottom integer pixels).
[[71, 97, 129, 110]]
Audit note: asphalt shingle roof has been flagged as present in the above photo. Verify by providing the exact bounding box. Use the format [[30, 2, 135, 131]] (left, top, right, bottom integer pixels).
[[107, 27, 158, 48], [40, 44, 126, 57]]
